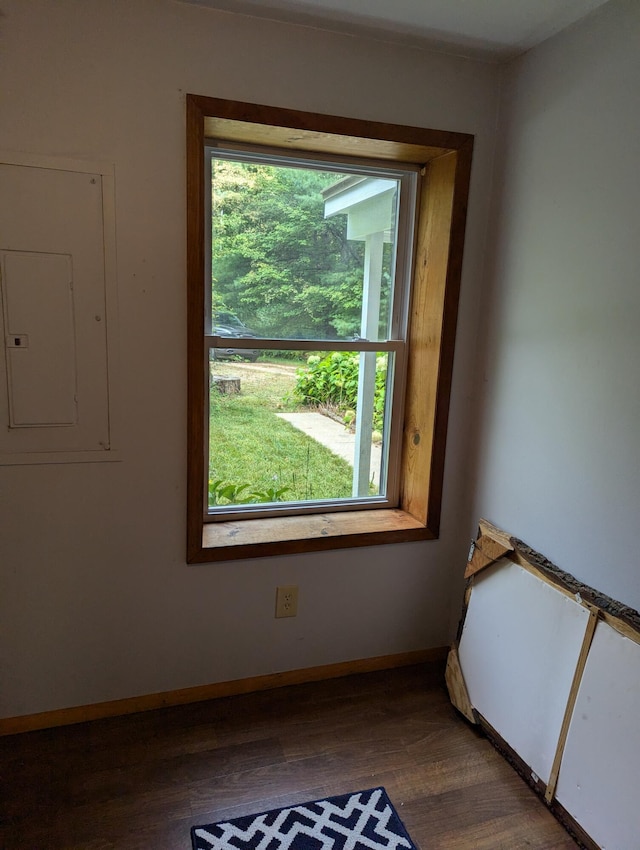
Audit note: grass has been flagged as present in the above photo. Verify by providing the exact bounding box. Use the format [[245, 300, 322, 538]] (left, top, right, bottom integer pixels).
[[209, 360, 354, 505]]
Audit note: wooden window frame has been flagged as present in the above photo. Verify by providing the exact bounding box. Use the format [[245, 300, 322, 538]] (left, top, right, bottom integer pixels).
[[187, 95, 473, 563]]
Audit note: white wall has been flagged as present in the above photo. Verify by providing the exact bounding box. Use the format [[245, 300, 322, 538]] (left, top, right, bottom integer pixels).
[[473, 0, 640, 610], [0, 0, 499, 717]]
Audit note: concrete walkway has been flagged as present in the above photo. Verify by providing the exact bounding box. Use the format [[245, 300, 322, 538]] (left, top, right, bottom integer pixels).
[[277, 411, 382, 487]]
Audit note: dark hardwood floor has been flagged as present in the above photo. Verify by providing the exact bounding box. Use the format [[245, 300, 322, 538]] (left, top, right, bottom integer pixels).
[[0, 664, 578, 849]]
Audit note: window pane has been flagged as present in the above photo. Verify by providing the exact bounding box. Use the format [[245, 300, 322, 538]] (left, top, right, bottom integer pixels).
[[208, 350, 393, 510], [210, 157, 400, 342]]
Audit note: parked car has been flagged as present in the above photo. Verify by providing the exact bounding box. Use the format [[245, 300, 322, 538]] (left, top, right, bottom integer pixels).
[[212, 325, 260, 363], [214, 312, 257, 335]]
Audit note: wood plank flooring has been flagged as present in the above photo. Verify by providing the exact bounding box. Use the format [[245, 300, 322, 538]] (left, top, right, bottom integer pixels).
[[0, 664, 579, 849]]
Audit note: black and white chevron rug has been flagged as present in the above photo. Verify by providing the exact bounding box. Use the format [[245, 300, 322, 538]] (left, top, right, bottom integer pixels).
[[191, 787, 418, 850]]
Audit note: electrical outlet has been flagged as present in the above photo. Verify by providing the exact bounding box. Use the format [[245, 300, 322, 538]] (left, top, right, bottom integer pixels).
[[275, 585, 298, 618]]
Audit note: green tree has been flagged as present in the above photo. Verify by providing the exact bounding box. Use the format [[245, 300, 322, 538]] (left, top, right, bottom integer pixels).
[[211, 160, 369, 339]]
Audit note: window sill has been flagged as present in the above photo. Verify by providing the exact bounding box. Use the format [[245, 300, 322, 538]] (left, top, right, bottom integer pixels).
[[189, 509, 434, 563]]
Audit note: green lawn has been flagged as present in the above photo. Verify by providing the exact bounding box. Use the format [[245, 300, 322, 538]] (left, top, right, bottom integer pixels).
[[208, 361, 353, 506]]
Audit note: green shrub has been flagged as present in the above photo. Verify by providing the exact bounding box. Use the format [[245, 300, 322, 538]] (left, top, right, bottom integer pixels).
[[293, 351, 387, 432], [208, 478, 291, 508]]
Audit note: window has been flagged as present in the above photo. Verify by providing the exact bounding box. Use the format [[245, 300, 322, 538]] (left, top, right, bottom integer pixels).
[[187, 96, 473, 562], [207, 150, 414, 515]]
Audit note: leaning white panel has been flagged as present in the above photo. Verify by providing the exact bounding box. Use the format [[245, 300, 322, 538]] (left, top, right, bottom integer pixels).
[[458, 558, 590, 785], [555, 620, 640, 850]]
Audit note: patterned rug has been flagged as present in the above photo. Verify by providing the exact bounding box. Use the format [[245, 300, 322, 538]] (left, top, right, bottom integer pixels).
[[191, 787, 418, 850]]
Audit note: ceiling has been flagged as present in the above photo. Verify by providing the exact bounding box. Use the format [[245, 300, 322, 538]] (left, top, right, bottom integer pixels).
[[179, 0, 610, 61]]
